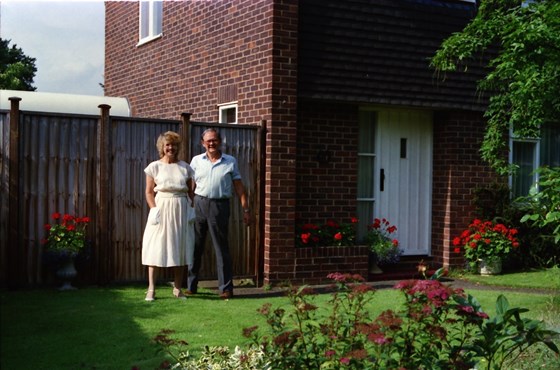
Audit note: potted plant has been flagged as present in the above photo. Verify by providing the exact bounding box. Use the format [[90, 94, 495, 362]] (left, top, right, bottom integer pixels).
[[453, 219, 520, 275], [366, 218, 402, 273], [42, 212, 90, 289]]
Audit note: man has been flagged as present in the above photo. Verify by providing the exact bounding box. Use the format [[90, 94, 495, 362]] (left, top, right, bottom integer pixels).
[[187, 128, 251, 299]]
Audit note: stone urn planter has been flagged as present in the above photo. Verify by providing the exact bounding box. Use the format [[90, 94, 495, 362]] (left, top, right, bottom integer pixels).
[[478, 257, 502, 276], [56, 256, 78, 290]]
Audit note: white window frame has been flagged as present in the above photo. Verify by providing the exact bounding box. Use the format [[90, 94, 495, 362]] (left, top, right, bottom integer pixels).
[[218, 102, 238, 124], [138, 1, 163, 46], [509, 127, 540, 196]]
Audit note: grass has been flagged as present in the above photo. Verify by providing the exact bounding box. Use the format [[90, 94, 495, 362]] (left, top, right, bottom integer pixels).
[[451, 265, 560, 291], [1, 269, 559, 370]]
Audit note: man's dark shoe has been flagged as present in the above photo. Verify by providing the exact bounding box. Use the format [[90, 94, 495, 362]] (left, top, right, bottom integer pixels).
[[184, 290, 196, 296], [220, 291, 233, 300]]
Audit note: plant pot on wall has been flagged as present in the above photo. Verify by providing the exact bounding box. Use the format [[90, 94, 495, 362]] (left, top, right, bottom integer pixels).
[[478, 257, 502, 276], [368, 252, 383, 274]]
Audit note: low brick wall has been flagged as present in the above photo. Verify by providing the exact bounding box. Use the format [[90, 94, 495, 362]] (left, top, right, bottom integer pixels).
[[294, 245, 369, 285]]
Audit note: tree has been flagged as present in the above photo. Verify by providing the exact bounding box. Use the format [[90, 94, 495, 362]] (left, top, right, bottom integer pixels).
[[0, 38, 37, 91], [431, 0, 560, 174]]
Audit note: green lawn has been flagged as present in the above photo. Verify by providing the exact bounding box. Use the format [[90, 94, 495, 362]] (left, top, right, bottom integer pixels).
[[1, 269, 559, 370]]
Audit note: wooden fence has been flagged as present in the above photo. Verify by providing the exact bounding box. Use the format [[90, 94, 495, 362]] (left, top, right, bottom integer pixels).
[[0, 98, 264, 287]]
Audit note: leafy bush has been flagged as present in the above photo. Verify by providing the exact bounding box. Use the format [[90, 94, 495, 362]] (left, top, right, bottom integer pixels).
[[472, 177, 560, 269], [244, 271, 559, 369], [152, 329, 268, 369], [453, 219, 520, 270], [155, 271, 559, 369], [520, 167, 560, 245]]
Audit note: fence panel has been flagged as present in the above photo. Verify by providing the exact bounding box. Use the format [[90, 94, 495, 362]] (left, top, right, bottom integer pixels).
[[111, 117, 181, 282], [19, 112, 99, 285], [0, 111, 9, 285], [1, 108, 262, 287], [190, 123, 262, 282]]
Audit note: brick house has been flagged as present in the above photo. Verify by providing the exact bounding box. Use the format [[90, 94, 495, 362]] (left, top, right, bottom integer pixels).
[[103, 0, 556, 285]]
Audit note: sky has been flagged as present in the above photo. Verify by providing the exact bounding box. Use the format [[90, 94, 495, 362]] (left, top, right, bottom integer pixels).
[[0, 0, 105, 96]]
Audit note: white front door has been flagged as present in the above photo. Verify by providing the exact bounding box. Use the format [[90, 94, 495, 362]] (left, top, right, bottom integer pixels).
[[375, 109, 433, 256]]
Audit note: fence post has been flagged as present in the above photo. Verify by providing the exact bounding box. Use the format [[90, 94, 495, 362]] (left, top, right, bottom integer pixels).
[[180, 112, 192, 162], [256, 120, 267, 287], [97, 104, 112, 284], [7, 97, 22, 287]]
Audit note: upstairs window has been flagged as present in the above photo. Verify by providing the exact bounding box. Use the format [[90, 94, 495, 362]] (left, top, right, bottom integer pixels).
[[218, 103, 238, 124], [138, 1, 162, 45]]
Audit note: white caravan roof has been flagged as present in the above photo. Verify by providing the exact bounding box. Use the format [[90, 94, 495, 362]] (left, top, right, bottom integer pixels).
[[0, 90, 130, 117]]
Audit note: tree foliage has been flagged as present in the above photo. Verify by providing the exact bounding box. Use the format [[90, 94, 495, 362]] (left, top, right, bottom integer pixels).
[[0, 38, 37, 91], [431, 0, 560, 174]]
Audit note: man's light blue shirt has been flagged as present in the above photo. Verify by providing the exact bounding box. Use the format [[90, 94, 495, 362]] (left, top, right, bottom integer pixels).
[[190, 152, 242, 199]]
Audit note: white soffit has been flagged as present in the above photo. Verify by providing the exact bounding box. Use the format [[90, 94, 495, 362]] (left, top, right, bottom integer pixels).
[[0, 90, 131, 117]]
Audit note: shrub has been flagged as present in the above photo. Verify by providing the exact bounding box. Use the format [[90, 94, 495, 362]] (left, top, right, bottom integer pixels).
[[156, 271, 560, 369], [453, 219, 520, 270], [518, 166, 560, 266], [472, 178, 560, 269], [244, 271, 559, 369]]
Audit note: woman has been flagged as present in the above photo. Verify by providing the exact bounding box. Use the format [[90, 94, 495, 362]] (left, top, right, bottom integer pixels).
[[142, 131, 195, 301]]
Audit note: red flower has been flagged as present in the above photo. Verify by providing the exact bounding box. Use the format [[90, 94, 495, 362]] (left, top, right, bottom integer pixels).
[[44, 224, 51, 231], [454, 247, 461, 253], [334, 232, 343, 240], [351, 217, 358, 224], [52, 212, 61, 220]]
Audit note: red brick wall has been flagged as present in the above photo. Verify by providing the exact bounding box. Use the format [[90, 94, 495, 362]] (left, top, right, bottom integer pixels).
[[294, 245, 369, 284], [296, 101, 359, 224], [105, 1, 276, 122], [262, 1, 299, 284], [431, 110, 506, 268]]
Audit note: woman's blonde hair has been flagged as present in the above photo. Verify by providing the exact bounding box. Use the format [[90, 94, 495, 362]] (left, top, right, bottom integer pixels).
[[156, 131, 181, 158]]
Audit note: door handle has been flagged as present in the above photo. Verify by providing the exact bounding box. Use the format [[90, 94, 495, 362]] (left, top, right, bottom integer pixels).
[[380, 168, 385, 192]]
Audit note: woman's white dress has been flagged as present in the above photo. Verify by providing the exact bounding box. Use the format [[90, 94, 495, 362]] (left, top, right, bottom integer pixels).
[[142, 160, 195, 267]]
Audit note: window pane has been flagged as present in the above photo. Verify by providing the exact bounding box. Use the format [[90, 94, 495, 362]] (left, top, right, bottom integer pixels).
[[357, 110, 376, 242], [140, 2, 149, 39], [357, 157, 374, 198], [540, 123, 560, 167], [153, 1, 162, 35], [358, 111, 375, 153], [356, 202, 374, 242], [512, 141, 536, 196]]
